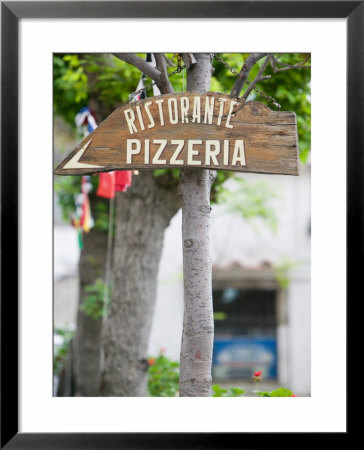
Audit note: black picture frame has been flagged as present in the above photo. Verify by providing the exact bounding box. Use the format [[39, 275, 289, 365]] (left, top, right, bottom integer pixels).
[[1, 1, 357, 448]]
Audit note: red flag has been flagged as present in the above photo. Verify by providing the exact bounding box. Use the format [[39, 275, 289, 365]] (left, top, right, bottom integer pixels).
[[97, 172, 116, 199], [115, 171, 132, 192]]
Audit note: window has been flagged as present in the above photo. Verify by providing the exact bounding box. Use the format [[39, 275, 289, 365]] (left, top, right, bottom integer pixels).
[[212, 267, 282, 381]]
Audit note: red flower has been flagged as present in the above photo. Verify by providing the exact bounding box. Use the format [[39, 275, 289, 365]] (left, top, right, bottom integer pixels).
[[147, 357, 155, 366], [252, 371, 263, 382], [291, 394, 297, 397]]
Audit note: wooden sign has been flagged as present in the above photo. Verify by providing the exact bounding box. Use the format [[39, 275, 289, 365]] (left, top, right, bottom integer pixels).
[[54, 92, 299, 176]]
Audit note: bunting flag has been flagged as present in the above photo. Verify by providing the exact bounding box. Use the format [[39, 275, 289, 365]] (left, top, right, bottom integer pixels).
[[70, 108, 98, 247], [70, 175, 94, 249], [115, 171, 132, 192], [75, 106, 98, 135], [80, 176, 94, 232], [74, 108, 96, 231], [132, 73, 147, 101], [97, 172, 116, 199]]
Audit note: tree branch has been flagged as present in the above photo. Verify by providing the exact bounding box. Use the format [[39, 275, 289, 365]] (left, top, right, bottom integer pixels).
[[241, 54, 272, 102], [163, 54, 174, 67], [271, 55, 311, 72], [112, 53, 162, 83], [230, 53, 268, 98], [153, 53, 174, 94], [181, 53, 197, 71]]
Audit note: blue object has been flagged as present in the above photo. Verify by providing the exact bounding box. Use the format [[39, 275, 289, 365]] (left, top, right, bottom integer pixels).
[[213, 337, 277, 380]]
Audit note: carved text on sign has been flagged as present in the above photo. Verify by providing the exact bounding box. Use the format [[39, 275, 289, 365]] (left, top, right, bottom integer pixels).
[[125, 139, 246, 167], [123, 94, 239, 133]]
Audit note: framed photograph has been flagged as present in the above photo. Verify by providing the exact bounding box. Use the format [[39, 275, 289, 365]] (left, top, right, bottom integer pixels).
[[1, 1, 358, 447]]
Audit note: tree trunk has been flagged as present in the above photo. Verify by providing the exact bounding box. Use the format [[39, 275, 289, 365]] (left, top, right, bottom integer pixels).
[[57, 199, 109, 397], [101, 171, 181, 396], [179, 54, 216, 397], [57, 63, 115, 397], [73, 222, 108, 396]]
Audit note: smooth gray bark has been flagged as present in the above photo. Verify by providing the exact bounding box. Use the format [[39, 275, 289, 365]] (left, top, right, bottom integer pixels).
[[179, 54, 216, 397], [101, 171, 181, 396]]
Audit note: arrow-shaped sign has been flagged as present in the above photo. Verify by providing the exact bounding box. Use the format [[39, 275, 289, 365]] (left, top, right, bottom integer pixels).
[[55, 93, 299, 176]]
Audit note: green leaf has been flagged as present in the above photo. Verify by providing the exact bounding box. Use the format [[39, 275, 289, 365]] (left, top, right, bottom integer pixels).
[[153, 169, 168, 177], [212, 384, 228, 397], [254, 390, 271, 397], [229, 387, 245, 397], [273, 257, 301, 289], [269, 387, 293, 397]]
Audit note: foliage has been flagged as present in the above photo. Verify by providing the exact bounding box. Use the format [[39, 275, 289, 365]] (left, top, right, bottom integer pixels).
[[147, 352, 180, 397], [54, 54, 141, 127], [93, 197, 113, 232], [273, 257, 301, 288], [218, 176, 281, 232], [255, 387, 294, 397], [213, 53, 311, 163], [254, 54, 311, 163], [53, 324, 75, 376], [146, 359, 297, 397], [211, 170, 234, 204], [213, 384, 296, 398], [212, 382, 295, 398], [54, 175, 111, 232], [53, 54, 88, 126], [153, 168, 180, 180], [212, 384, 245, 397], [80, 279, 111, 319], [54, 175, 82, 223]]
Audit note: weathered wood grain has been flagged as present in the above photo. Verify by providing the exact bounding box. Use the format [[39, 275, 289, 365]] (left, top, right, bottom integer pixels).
[[54, 92, 299, 176]]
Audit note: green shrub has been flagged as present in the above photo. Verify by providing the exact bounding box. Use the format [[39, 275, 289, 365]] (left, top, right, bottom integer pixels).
[[147, 351, 180, 397], [212, 384, 245, 397], [53, 325, 75, 376], [145, 357, 297, 398], [255, 387, 294, 397]]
